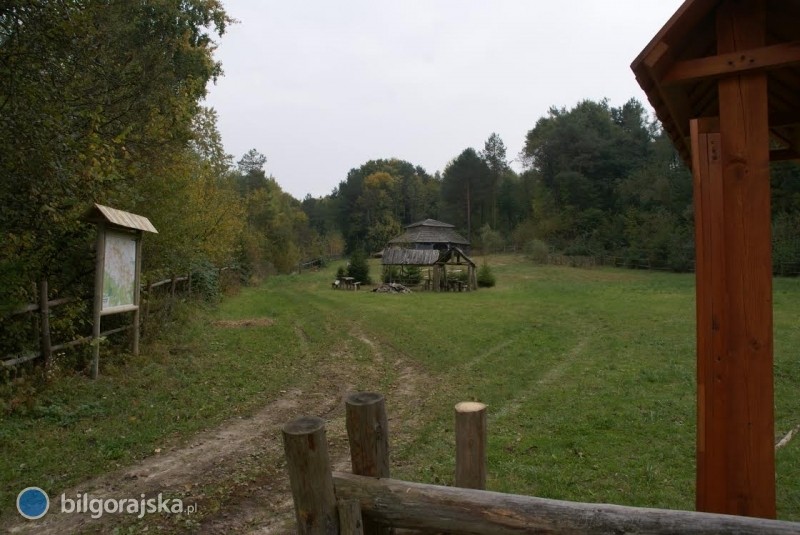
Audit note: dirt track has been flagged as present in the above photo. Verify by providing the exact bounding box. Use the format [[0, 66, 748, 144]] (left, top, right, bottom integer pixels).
[[5, 329, 429, 534]]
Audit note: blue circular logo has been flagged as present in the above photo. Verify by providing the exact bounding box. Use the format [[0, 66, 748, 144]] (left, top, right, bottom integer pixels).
[[17, 487, 49, 520]]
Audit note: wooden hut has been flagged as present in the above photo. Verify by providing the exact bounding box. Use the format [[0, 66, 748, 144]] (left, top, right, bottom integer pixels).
[[383, 219, 476, 291], [632, 0, 800, 519]]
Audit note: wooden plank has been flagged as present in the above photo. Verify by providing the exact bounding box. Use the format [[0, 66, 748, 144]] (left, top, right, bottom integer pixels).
[[696, 0, 775, 518], [282, 416, 339, 534], [454, 402, 487, 490], [332, 473, 800, 535], [663, 41, 800, 85]]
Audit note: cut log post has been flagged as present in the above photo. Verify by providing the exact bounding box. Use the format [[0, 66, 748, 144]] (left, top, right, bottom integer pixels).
[[338, 499, 365, 535], [455, 401, 487, 490], [345, 392, 391, 535], [282, 416, 339, 534]]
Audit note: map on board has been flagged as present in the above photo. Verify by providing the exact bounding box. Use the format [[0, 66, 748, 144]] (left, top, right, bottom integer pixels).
[[102, 231, 136, 311]]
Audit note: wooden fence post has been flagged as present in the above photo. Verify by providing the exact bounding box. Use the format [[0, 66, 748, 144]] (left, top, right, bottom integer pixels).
[[282, 416, 339, 534], [455, 401, 487, 490], [345, 392, 391, 535], [38, 279, 52, 372], [337, 499, 365, 535]]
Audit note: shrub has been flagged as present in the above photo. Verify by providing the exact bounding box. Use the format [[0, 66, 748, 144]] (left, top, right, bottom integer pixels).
[[336, 265, 347, 279], [524, 239, 550, 264], [477, 262, 496, 288], [402, 266, 422, 285], [382, 266, 399, 283], [347, 249, 371, 284]]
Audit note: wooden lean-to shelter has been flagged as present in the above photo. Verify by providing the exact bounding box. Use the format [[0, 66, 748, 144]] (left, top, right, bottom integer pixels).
[[632, 0, 800, 519], [383, 219, 477, 291]]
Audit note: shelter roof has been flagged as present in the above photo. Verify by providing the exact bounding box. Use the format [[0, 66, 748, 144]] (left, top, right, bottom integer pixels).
[[84, 203, 158, 233], [631, 0, 800, 164], [381, 247, 440, 266], [438, 246, 476, 268], [388, 219, 469, 245]]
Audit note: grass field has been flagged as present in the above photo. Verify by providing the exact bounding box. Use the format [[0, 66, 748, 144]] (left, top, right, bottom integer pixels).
[[2, 255, 799, 522]]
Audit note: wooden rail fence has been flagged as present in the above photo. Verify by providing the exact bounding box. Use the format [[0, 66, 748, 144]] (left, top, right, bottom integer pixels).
[[2, 274, 190, 368], [282, 392, 800, 534]]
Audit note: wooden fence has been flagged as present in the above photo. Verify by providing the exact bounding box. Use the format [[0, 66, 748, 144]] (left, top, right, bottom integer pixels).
[[282, 392, 800, 534], [2, 274, 191, 369]]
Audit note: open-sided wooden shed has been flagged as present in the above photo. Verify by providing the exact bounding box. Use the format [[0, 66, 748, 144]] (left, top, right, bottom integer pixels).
[[632, 0, 800, 519]]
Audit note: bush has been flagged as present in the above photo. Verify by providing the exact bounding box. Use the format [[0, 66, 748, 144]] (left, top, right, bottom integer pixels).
[[477, 262, 496, 288], [402, 266, 422, 285], [524, 239, 550, 264], [347, 249, 371, 284], [336, 265, 347, 279], [382, 266, 399, 283]]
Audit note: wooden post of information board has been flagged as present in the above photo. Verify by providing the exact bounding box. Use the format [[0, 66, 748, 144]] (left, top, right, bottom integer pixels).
[[131, 235, 143, 356], [91, 222, 106, 380]]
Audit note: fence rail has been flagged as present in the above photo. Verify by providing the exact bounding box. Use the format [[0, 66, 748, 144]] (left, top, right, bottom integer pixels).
[[282, 392, 800, 534], [2, 274, 190, 368]]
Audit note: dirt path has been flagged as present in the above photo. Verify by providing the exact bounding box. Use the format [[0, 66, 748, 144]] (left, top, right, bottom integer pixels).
[[5, 327, 431, 534]]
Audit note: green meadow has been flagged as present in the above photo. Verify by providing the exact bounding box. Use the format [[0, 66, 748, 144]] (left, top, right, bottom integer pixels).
[[2, 255, 798, 520]]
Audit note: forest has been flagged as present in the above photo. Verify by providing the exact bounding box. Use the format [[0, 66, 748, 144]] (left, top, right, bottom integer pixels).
[[3, 1, 800, 317]]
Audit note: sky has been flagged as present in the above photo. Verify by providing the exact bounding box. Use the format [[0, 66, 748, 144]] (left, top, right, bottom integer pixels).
[[203, 1, 685, 200]]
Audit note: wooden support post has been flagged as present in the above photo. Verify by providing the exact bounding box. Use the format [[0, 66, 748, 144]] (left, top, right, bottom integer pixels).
[[345, 392, 391, 535], [38, 279, 52, 372], [91, 223, 106, 379], [131, 236, 142, 356], [282, 416, 339, 534], [692, 0, 776, 518], [455, 401, 487, 490], [337, 499, 365, 535], [692, 0, 775, 518]]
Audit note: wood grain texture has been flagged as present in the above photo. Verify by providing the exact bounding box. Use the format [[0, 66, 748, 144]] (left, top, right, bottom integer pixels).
[[454, 402, 487, 490], [332, 472, 800, 535], [689, 0, 776, 518], [345, 392, 391, 535], [282, 416, 339, 534]]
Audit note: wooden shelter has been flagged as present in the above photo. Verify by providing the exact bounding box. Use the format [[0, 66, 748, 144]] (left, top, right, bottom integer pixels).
[[381, 246, 477, 291], [632, 0, 800, 519], [384, 219, 476, 291]]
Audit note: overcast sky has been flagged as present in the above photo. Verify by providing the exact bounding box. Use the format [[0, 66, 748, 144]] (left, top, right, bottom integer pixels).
[[203, 1, 684, 200]]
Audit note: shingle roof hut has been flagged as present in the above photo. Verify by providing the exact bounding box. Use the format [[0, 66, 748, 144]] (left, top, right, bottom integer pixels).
[[387, 219, 470, 250], [382, 219, 476, 291]]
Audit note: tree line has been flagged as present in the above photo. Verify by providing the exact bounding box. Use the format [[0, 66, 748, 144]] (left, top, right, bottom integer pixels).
[[4, 1, 800, 324]]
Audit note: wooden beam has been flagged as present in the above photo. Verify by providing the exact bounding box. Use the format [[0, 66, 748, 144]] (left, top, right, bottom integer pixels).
[[332, 473, 800, 534], [663, 41, 800, 85], [770, 148, 800, 162], [693, 0, 776, 518]]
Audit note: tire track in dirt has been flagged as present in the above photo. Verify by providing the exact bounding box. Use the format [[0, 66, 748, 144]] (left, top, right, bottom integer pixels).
[[491, 332, 592, 422], [4, 326, 432, 535]]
